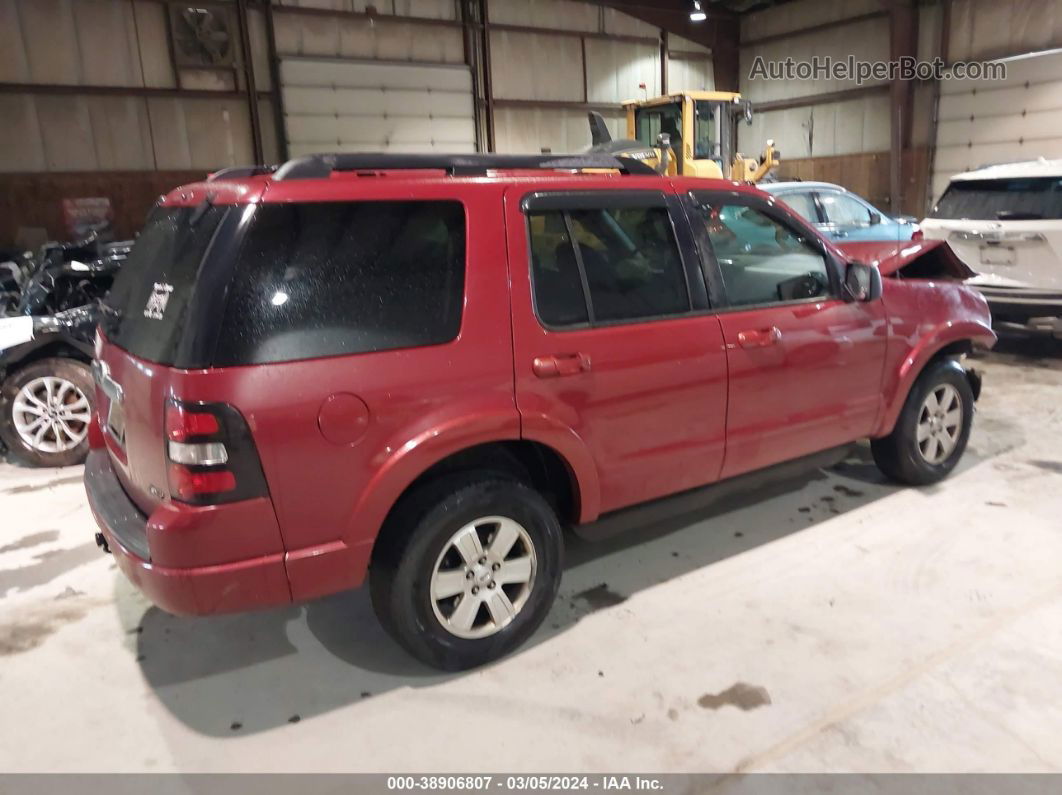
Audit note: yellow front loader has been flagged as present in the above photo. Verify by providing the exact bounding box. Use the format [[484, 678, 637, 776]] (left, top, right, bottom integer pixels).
[[588, 90, 779, 182]]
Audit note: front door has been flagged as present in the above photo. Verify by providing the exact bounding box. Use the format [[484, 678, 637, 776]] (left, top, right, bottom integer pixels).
[[689, 192, 889, 479], [506, 184, 728, 516]]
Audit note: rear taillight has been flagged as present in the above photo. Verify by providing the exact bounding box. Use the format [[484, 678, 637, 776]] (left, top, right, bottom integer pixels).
[[911, 226, 923, 241], [164, 400, 268, 505]]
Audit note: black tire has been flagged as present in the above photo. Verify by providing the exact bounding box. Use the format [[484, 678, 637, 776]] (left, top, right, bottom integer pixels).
[[370, 474, 563, 671], [0, 357, 94, 468], [871, 358, 974, 486]]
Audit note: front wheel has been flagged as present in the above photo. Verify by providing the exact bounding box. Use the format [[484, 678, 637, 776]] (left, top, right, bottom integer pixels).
[[370, 476, 563, 671], [871, 358, 974, 485], [0, 358, 94, 468]]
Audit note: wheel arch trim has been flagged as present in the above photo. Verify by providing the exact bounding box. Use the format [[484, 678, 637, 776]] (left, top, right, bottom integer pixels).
[[874, 320, 994, 437]]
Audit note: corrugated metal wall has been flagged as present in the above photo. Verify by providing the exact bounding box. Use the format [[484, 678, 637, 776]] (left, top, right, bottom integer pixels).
[[265, 0, 691, 156], [488, 0, 675, 154], [739, 0, 892, 161], [0, 0, 711, 170], [0, 0, 275, 172], [930, 0, 1062, 204], [736, 0, 941, 212], [0, 0, 712, 242], [667, 35, 714, 94]]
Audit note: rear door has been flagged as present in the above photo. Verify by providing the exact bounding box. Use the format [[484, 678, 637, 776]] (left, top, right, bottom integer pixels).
[[687, 191, 888, 479], [506, 183, 728, 516]]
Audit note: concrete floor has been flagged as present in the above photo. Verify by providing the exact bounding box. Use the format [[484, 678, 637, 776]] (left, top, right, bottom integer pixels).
[[1, 334, 1060, 773]]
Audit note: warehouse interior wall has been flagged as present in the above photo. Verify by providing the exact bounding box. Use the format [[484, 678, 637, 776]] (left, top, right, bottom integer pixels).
[[738, 0, 937, 216], [0, 0, 714, 243], [486, 0, 712, 154], [929, 0, 1062, 205], [739, 0, 1062, 217], [0, 0, 277, 241]]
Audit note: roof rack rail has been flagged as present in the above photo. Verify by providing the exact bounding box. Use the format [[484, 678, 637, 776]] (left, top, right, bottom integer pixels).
[[208, 165, 278, 181], [271, 152, 658, 180]]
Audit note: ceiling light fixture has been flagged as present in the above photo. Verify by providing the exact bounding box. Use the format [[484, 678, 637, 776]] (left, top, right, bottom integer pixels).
[[689, 1, 707, 22]]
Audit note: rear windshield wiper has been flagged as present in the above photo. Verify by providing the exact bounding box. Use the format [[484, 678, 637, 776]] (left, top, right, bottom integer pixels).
[[996, 210, 1042, 220]]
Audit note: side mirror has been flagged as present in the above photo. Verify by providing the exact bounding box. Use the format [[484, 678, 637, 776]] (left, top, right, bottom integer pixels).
[[844, 261, 882, 302], [868, 211, 881, 225]]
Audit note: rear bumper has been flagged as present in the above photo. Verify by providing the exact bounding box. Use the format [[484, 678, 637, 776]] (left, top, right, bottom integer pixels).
[[84, 449, 292, 616], [973, 285, 1062, 320]]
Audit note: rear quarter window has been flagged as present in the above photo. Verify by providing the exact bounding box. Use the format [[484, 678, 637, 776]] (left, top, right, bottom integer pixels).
[[213, 200, 466, 366]]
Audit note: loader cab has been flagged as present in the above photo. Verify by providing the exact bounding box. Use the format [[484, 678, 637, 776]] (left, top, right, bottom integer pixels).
[[626, 91, 750, 179]]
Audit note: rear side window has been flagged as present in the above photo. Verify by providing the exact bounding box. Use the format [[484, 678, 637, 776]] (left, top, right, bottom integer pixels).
[[102, 203, 227, 365], [213, 201, 465, 366], [528, 204, 690, 328], [777, 192, 819, 223], [930, 177, 1062, 220]]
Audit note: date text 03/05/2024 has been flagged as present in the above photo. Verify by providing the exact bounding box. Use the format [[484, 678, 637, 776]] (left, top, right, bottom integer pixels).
[[385, 775, 665, 791]]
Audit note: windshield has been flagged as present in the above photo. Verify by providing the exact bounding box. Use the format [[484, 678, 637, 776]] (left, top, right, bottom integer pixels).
[[930, 177, 1062, 220], [101, 203, 227, 364]]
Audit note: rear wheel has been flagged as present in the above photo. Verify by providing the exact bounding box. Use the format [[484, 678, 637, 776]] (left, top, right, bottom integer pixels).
[[871, 358, 974, 485], [0, 358, 94, 468], [370, 475, 563, 671]]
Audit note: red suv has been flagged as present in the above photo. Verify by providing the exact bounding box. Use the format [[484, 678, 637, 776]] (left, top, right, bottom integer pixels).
[[85, 153, 995, 670]]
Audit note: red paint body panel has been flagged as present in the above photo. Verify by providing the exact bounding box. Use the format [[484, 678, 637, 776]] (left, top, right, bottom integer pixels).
[[84, 171, 995, 618], [102, 523, 290, 617], [873, 279, 995, 436], [505, 180, 729, 517], [716, 298, 889, 478]]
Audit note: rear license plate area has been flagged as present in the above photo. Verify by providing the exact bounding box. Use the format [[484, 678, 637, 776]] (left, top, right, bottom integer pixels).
[[980, 244, 1015, 266], [106, 398, 126, 443]]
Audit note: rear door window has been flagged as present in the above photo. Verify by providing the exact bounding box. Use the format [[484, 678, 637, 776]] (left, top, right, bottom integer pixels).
[[213, 200, 465, 366], [528, 201, 690, 328], [102, 203, 227, 365], [777, 192, 820, 223], [930, 177, 1062, 220]]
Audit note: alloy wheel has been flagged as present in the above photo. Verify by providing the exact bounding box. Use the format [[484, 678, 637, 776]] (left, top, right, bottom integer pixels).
[[12, 376, 92, 454], [916, 383, 963, 465], [430, 515, 537, 640]]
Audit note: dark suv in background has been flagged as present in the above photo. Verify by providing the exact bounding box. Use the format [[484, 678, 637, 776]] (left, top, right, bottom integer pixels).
[[86, 153, 993, 670]]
